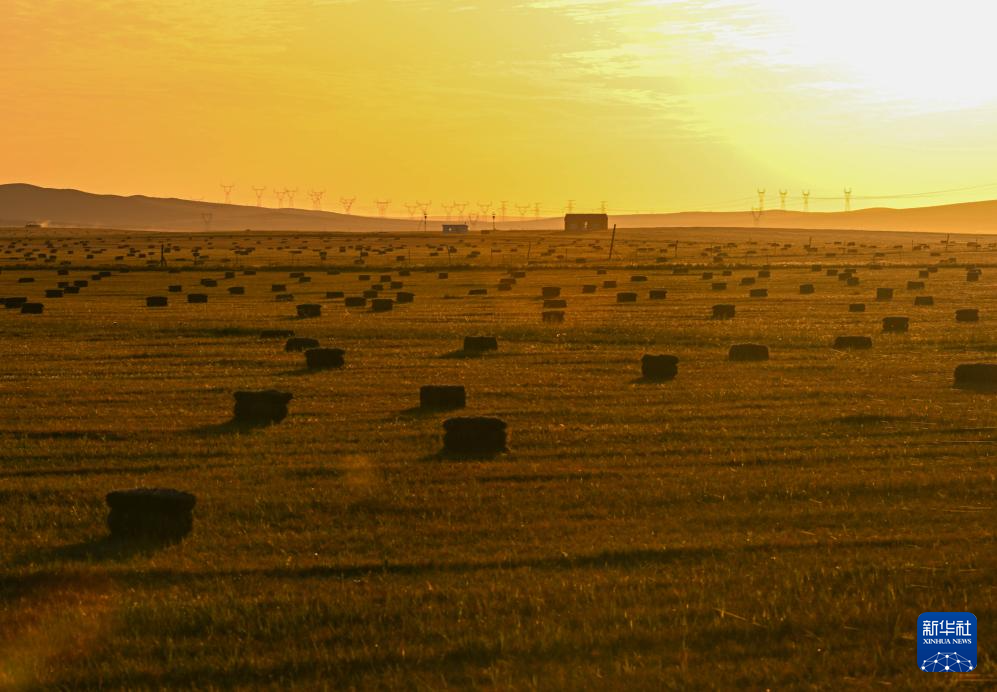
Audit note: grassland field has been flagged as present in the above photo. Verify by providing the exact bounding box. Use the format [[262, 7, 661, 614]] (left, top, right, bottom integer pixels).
[[0, 226, 994, 689]]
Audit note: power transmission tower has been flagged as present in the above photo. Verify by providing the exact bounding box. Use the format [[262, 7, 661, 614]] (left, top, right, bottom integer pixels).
[[453, 201, 468, 220], [274, 189, 286, 208], [477, 201, 492, 216], [375, 199, 391, 217], [220, 184, 235, 205], [600, 201, 608, 214], [404, 203, 419, 220], [844, 187, 852, 212], [779, 189, 788, 210], [533, 202, 541, 220], [499, 200, 508, 223], [201, 212, 213, 231], [251, 186, 266, 207], [514, 204, 530, 219], [441, 202, 455, 222], [417, 201, 432, 217], [802, 190, 811, 212], [566, 199, 575, 214], [750, 207, 762, 227], [757, 188, 766, 212], [309, 190, 325, 211], [285, 188, 298, 209], [340, 197, 356, 214]]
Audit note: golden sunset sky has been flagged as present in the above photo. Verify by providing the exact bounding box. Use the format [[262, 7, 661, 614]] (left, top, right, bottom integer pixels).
[[5, 1, 997, 217]]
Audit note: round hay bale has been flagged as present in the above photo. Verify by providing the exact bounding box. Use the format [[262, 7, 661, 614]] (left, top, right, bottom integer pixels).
[[616, 292, 637, 303], [758, 270, 771, 278], [285, 337, 319, 352], [396, 291, 415, 303], [833, 336, 873, 349], [876, 288, 894, 301], [371, 298, 394, 312], [882, 316, 909, 333], [956, 308, 980, 323], [907, 280, 925, 290], [967, 271, 980, 282], [914, 296, 934, 306], [106, 488, 196, 542], [729, 344, 769, 361], [541, 286, 561, 298], [146, 296, 168, 307], [739, 277, 756, 286], [20, 302, 43, 314], [954, 363, 997, 391], [260, 329, 294, 339], [799, 284, 815, 295], [712, 282, 728, 291], [463, 336, 498, 352], [362, 289, 380, 298], [326, 291, 345, 299], [442, 417, 507, 456], [420, 385, 466, 410], [200, 278, 218, 287], [749, 288, 768, 298], [641, 354, 678, 381], [543, 299, 567, 308], [630, 275, 648, 282], [168, 285, 182, 293], [712, 304, 735, 319], [305, 348, 345, 370], [582, 284, 597, 293], [849, 303, 866, 313], [187, 293, 208, 304], [542, 310, 565, 323], [228, 286, 245, 295], [649, 289, 668, 300], [45, 289, 63, 298], [344, 296, 367, 307], [296, 303, 322, 318], [603, 280, 618, 288], [233, 389, 293, 425], [271, 283, 287, 292]]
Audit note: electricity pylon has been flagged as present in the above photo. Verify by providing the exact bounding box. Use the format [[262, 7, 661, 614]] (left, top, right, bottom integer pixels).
[[274, 189, 286, 208], [802, 190, 811, 212], [308, 190, 325, 211], [340, 197, 356, 214], [779, 189, 788, 210], [285, 188, 298, 209], [844, 187, 852, 212], [220, 184, 235, 205], [251, 186, 266, 207], [375, 199, 391, 217], [757, 188, 766, 212]]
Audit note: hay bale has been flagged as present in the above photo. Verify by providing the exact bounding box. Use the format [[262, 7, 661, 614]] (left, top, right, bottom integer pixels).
[[420, 385, 466, 410], [168, 285, 182, 293], [542, 310, 565, 323], [739, 277, 756, 286], [758, 269, 771, 278], [846, 277, 860, 287], [907, 280, 925, 290], [106, 488, 196, 542], [20, 302, 43, 314], [463, 336, 498, 352], [363, 289, 379, 298], [275, 294, 295, 302], [17, 277, 34, 283], [729, 344, 769, 361], [233, 389, 293, 425], [442, 417, 507, 456], [541, 286, 561, 298], [616, 292, 637, 303], [74, 280, 88, 288], [187, 293, 208, 304], [919, 270, 930, 278], [967, 271, 980, 282], [358, 274, 371, 281], [914, 296, 934, 306], [954, 363, 997, 391], [800, 284, 815, 294], [200, 278, 218, 287], [712, 282, 727, 291], [649, 289, 668, 300], [63, 286, 80, 295], [749, 288, 768, 298], [146, 296, 168, 307], [543, 299, 567, 308], [45, 289, 63, 298], [603, 280, 617, 288], [582, 284, 597, 293], [228, 286, 245, 295], [260, 329, 294, 339], [876, 288, 894, 301], [4, 297, 27, 309], [468, 289, 488, 296], [833, 336, 873, 349], [882, 316, 909, 333], [641, 354, 678, 381], [296, 303, 322, 318], [630, 275, 648, 282], [712, 304, 735, 319], [849, 303, 866, 313], [344, 296, 367, 307], [438, 272, 449, 279], [956, 308, 980, 323], [297, 276, 312, 284], [371, 298, 394, 312], [702, 272, 714, 280], [326, 291, 345, 299], [305, 348, 345, 370], [271, 283, 287, 292], [512, 271, 527, 278], [285, 337, 319, 352], [396, 291, 415, 303]]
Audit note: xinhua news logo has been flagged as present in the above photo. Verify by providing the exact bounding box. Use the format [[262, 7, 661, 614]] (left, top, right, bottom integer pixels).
[[918, 612, 976, 673]]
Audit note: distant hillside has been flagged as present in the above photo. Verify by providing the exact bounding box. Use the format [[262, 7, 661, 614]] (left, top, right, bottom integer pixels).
[[2, 182, 997, 234]]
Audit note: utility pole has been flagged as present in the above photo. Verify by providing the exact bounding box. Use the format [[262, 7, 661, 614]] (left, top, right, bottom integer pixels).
[[608, 224, 617, 261]]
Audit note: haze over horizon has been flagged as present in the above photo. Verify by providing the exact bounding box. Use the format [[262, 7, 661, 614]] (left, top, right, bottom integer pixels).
[[6, 1, 997, 216]]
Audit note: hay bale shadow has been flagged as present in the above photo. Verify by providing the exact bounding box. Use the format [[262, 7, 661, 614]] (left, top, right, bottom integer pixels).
[[24, 535, 174, 566], [190, 419, 275, 437], [440, 349, 486, 359]]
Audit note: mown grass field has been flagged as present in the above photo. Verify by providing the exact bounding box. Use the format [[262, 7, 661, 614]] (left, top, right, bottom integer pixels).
[[1, 227, 994, 689]]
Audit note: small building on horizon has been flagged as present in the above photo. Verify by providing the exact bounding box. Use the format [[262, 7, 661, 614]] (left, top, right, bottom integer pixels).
[[564, 213, 609, 232], [442, 224, 469, 234]]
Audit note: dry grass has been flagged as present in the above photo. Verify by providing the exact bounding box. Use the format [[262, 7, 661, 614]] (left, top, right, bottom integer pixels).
[[0, 226, 994, 689]]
